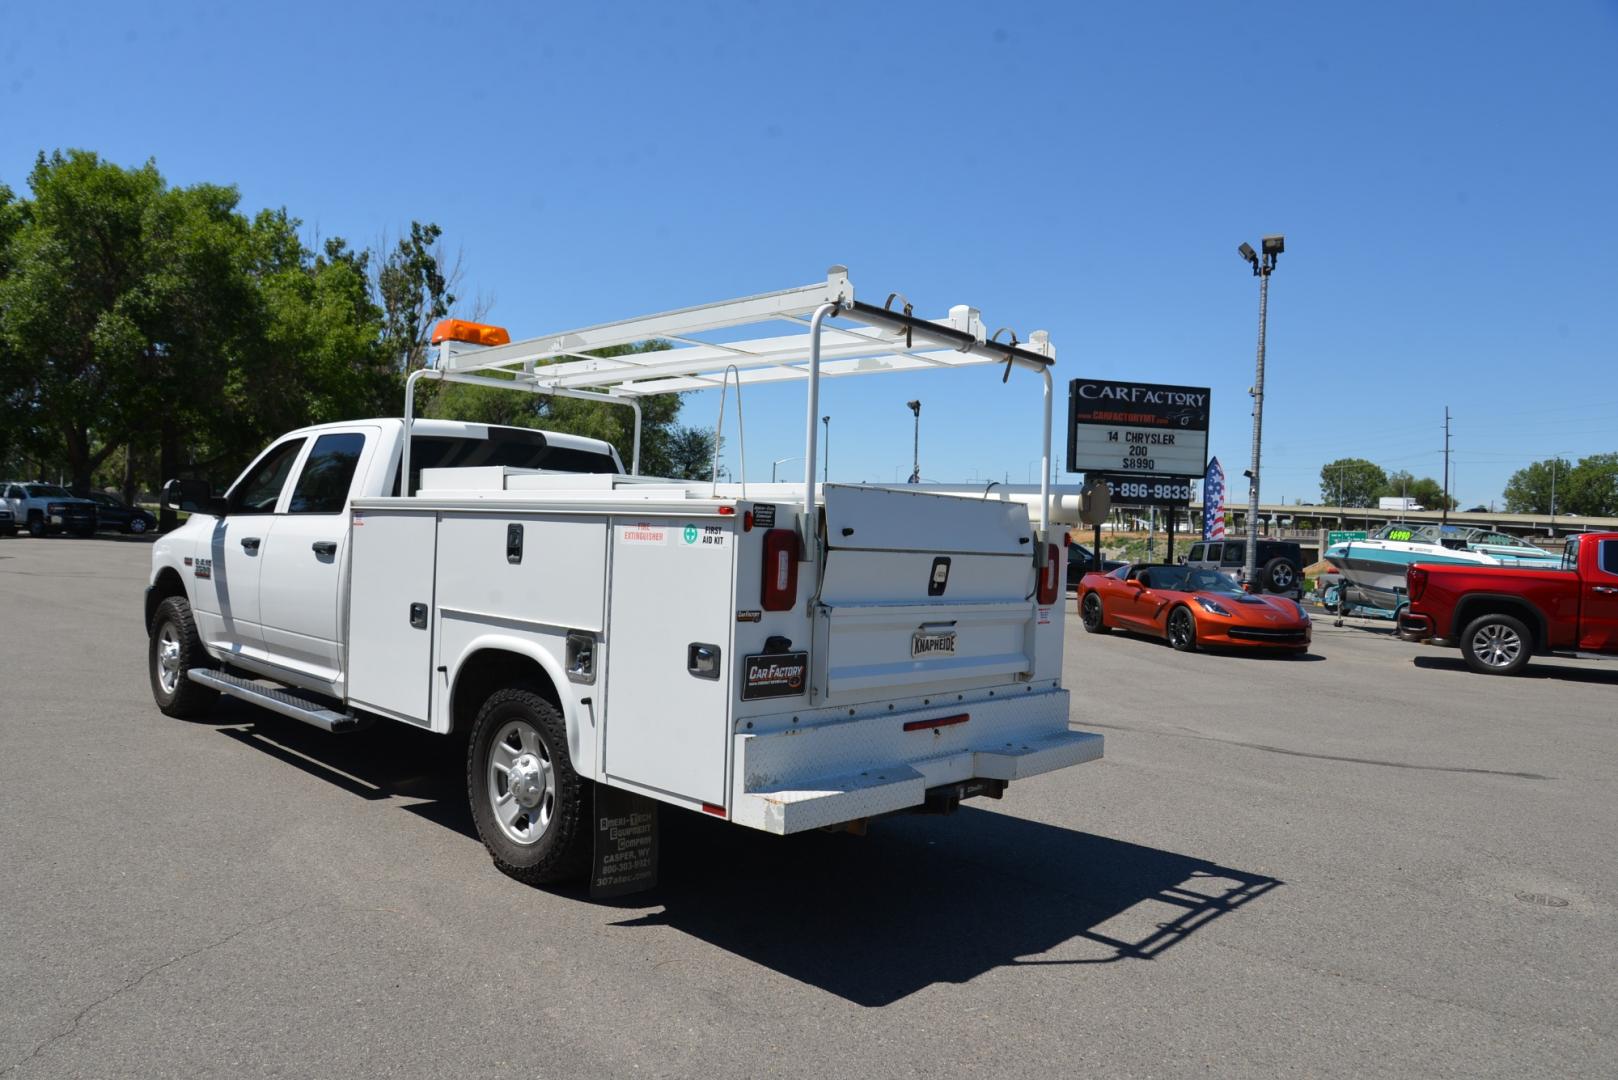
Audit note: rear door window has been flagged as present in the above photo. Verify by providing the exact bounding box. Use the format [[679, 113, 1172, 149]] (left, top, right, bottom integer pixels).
[[1221, 541, 1245, 567], [1204, 543, 1222, 563], [1599, 540, 1618, 577], [1186, 543, 1205, 562], [288, 433, 367, 514]]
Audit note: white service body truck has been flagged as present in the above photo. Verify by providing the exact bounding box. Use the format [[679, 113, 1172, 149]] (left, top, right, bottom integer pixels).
[[145, 269, 1102, 888]]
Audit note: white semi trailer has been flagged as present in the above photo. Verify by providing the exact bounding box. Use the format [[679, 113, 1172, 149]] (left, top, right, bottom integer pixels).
[[146, 267, 1102, 889]]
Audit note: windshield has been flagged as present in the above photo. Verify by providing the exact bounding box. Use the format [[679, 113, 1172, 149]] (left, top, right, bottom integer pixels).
[[25, 484, 72, 498], [1135, 566, 1244, 594]]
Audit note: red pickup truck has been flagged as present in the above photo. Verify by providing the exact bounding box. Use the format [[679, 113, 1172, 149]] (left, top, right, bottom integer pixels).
[[1398, 531, 1618, 675]]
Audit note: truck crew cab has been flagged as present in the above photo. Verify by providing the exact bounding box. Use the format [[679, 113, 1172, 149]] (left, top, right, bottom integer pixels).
[[146, 269, 1102, 888]]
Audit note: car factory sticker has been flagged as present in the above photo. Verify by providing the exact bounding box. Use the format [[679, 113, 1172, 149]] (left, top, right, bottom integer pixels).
[[620, 523, 668, 545], [741, 651, 808, 700]]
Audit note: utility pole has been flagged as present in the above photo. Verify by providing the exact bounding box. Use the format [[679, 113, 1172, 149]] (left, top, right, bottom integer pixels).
[[1441, 407, 1451, 525], [1237, 235, 1283, 589]]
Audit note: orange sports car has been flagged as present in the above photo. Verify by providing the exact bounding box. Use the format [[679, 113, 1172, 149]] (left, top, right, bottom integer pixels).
[[1076, 563, 1312, 653]]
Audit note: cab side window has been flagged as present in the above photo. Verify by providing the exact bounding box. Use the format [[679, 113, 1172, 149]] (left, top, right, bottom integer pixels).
[[229, 439, 306, 515], [288, 433, 366, 515], [1600, 540, 1618, 577]]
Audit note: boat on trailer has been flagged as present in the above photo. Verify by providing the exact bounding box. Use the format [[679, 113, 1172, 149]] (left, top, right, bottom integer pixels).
[[1323, 522, 1559, 614]]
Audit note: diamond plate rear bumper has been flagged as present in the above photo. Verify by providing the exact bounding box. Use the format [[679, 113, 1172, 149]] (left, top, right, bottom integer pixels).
[[730, 688, 1101, 834]]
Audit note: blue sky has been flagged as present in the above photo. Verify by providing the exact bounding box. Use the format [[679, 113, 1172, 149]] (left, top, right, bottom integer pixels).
[[5, 1, 1615, 507]]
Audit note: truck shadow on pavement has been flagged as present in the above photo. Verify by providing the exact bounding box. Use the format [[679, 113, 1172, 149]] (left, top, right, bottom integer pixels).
[[214, 711, 1281, 1007]]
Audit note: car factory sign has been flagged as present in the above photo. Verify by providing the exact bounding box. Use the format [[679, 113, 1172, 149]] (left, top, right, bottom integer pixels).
[[1066, 379, 1211, 479]]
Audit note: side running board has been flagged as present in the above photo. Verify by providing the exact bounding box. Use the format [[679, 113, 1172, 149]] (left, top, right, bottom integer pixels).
[[188, 669, 369, 734]]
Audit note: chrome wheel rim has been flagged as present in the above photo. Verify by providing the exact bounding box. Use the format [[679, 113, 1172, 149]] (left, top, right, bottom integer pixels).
[[156, 624, 182, 694], [1272, 564, 1294, 588], [130, 517, 148, 534], [1082, 594, 1102, 629], [1471, 623, 1522, 668], [1169, 610, 1193, 648], [487, 719, 556, 846]]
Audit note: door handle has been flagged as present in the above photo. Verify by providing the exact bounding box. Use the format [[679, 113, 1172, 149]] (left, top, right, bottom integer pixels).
[[240, 537, 260, 552], [312, 540, 337, 557], [1594, 585, 1618, 595]]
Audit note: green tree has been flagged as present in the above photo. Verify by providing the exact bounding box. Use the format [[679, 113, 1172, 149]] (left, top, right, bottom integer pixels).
[[1502, 457, 1570, 514], [1406, 476, 1456, 511], [0, 151, 169, 491], [378, 221, 454, 372], [1564, 453, 1618, 516], [1320, 458, 1387, 507]]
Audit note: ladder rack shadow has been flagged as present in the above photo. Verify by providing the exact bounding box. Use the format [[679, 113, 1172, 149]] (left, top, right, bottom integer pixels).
[[617, 806, 1281, 1006]]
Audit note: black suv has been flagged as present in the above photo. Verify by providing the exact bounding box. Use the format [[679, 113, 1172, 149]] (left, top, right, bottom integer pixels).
[[1182, 538, 1303, 597], [1067, 542, 1128, 591]]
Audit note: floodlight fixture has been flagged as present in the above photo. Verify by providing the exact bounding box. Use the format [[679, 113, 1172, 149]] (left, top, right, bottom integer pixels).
[[1261, 234, 1285, 257], [1238, 242, 1258, 265], [906, 399, 921, 416]]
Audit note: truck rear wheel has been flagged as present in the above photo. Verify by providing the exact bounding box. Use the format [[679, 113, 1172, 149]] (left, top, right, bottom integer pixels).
[[467, 687, 590, 885], [148, 596, 219, 718], [1460, 613, 1532, 676]]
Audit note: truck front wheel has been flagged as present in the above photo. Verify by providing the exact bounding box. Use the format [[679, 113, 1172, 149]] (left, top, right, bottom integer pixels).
[[148, 596, 219, 717], [467, 688, 591, 885], [1460, 613, 1532, 676]]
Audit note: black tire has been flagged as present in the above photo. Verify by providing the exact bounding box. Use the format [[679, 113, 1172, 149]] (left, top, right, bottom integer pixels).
[[148, 596, 220, 718], [1261, 556, 1298, 593], [467, 687, 591, 885], [26, 514, 46, 538], [1460, 613, 1532, 676], [1167, 606, 1197, 652], [1080, 592, 1110, 634]]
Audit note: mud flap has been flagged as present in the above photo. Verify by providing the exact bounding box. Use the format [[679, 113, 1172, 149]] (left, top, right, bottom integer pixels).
[[590, 784, 660, 898]]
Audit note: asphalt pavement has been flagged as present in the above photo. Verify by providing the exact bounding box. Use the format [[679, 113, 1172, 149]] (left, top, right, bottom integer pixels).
[[2, 537, 1615, 1079]]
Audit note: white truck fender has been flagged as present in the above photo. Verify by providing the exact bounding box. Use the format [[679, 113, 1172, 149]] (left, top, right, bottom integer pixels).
[[440, 630, 594, 774]]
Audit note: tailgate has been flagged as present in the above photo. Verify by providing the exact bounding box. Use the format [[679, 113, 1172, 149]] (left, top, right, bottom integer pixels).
[[813, 485, 1038, 701]]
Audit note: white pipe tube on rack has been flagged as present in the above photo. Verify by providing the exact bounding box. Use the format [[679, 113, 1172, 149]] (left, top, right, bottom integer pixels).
[[802, 302, 837, 556]]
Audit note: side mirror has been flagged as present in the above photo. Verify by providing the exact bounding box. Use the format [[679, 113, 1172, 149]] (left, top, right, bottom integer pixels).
[[163, 478, 227, 517]]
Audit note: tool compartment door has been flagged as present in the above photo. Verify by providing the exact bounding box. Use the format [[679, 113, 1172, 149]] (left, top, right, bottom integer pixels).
[[346, 510, 438, 723], [603, 518, 736, 805], [816, 485, 1036, 700]]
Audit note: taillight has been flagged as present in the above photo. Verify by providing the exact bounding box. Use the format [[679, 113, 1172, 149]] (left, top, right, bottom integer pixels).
[[1036, 543, 1061, 605], [762, 529, 800, 611], [1407, 565, 1427, 602]]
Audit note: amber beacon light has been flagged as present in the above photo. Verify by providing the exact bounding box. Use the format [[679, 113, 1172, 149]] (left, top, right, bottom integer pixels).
[[430, 319, 511, 346]]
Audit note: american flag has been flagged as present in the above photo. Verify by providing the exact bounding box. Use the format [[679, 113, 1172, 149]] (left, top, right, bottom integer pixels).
[[1203, 457, 1226, 540]]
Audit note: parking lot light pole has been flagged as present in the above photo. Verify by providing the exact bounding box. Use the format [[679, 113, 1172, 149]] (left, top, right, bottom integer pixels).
[[1238, 235, 1283, 588], [906, 400, 921, 483], [771, 457, 800, 483]]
